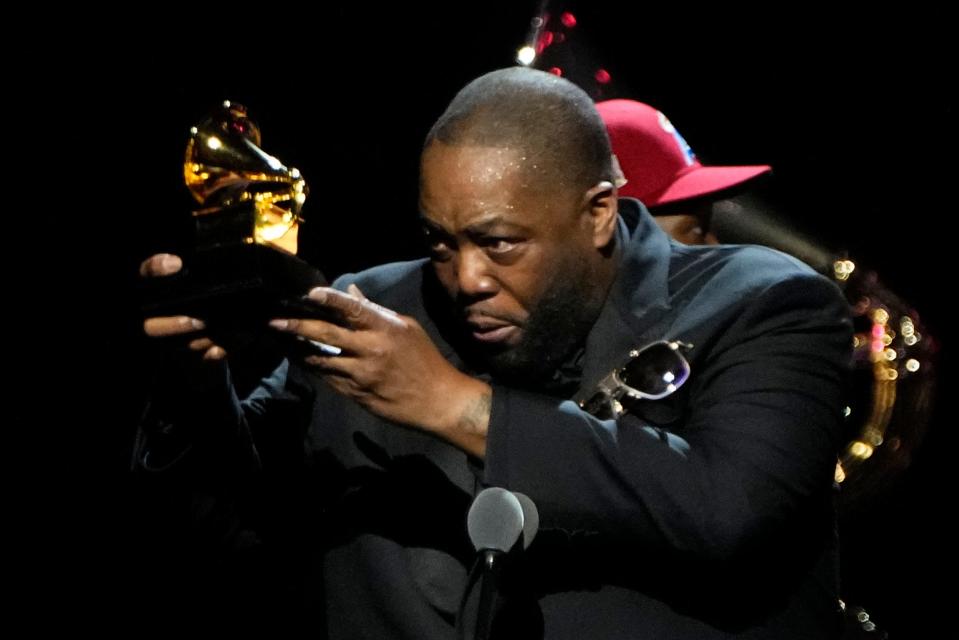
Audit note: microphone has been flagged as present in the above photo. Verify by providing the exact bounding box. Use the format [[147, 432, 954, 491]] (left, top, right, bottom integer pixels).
[[462, 488, 538, 640], [512, 492, 539, 550], [467, 487, 525, 559]]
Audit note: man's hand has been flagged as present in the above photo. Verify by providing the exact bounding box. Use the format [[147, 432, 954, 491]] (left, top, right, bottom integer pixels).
[[139, 253, 225, 361], [270, 284, 491, 457]]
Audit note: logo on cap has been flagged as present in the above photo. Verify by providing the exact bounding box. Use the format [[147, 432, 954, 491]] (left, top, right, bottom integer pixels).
[[658, 111, 696, 167]]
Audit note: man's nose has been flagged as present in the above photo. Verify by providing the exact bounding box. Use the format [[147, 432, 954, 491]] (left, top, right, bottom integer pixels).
[[456, 248, 498, 299]]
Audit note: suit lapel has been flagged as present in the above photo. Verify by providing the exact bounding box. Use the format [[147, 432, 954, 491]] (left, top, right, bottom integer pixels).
[[579, 200, 677, 399]]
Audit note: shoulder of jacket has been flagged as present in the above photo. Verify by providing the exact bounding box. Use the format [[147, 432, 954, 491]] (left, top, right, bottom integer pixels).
[[331, 258, 430, 309]]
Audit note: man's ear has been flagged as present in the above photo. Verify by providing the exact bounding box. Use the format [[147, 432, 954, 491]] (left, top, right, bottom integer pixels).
[[583, 181, 618, 249], [610, 154, 628, 189]]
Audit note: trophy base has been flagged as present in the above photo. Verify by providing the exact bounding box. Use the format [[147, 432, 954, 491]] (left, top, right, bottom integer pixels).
[[141, 242, 332, 328]]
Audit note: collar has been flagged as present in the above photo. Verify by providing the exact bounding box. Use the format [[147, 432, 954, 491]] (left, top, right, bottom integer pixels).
[[578, 198, 676, 395]]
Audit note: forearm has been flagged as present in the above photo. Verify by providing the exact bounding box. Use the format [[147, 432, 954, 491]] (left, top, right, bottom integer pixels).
[[426, 374, 492, 459]]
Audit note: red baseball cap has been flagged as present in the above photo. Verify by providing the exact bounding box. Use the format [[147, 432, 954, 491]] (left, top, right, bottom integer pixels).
[[596, 99, 771, 208]]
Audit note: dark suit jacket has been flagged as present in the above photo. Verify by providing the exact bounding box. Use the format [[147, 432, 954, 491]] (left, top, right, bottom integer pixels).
[[137, 199, 851, 639]]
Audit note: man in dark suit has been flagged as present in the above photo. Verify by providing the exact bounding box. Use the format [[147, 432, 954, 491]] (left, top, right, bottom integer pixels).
[[138, 67, 850, 638]]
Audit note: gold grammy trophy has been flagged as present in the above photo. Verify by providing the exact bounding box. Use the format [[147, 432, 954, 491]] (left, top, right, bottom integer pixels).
[[143, 101, 327, 330]]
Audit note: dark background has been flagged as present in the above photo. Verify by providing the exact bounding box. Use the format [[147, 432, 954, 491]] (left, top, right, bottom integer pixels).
[[53, 2, 953, 636]]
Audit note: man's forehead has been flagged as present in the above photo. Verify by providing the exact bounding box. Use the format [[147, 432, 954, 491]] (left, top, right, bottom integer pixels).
[[419, 184, 523, 229], [422, 142, 563, 201], [423, 142, 531, 175]]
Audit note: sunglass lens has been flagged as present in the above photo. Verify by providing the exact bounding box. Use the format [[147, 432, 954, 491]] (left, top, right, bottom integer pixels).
[[620, 343, 689, 397]]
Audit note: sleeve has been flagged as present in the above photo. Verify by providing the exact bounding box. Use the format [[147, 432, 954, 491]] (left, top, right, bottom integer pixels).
[[132, 358, 254, 474], [129, 358, 316, 574], [132, 357, 314, 474], [483, 273, 851, 562]]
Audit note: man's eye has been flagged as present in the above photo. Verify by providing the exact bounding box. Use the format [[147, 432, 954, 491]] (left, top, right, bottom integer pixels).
[[423, 228, 453, 253], [428, 239, 452, 256], [484, 238, 518, 254]]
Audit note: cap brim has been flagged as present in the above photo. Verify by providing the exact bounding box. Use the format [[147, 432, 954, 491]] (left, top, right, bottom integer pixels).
[[646, 165, 772, 207]]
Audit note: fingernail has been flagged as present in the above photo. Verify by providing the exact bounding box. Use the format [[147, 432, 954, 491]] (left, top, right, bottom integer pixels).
[[161, 254, 182, 272], [269, 319, 289, 330], [204, 346, 225, 361], [180, 317, 205, 330], [308, 288, 327, 303]]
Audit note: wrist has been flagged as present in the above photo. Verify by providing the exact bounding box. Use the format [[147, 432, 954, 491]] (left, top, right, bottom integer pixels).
[[433, 373, 492, 458]]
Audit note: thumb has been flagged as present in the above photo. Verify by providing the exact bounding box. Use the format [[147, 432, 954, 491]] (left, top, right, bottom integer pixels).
[[347, 283, 368, 301]]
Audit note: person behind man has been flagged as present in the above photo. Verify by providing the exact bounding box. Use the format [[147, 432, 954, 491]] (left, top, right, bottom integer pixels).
[[138, 67, 851, 638], [596, 98, 771, 245]]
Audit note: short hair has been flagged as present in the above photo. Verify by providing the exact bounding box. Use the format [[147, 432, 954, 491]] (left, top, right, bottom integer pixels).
[[425, 67, 613, 193]]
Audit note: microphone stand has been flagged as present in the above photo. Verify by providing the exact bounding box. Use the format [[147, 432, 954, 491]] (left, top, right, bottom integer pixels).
[[474, 550, 503, 640], [457, 487, 537, 640]]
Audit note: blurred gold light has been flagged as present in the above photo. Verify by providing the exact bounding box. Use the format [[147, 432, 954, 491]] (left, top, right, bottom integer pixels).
[[835, 461, 846, 483], [206, 135, 223, 150], [872, 308, 889, 325], [884, 348, 897, 361], [901, 318, 915, 336], [904, 334, 918, 346], [833, 259, 856, 281], [849, 441, 874, 459], [905, 359, 920, 372]]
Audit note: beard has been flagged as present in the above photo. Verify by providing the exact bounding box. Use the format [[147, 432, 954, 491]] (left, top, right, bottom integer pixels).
[[461, 255, 608, 388]]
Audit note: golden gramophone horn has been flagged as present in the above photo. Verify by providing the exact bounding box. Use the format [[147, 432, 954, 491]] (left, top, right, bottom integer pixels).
[[184, 100, 307, 254]]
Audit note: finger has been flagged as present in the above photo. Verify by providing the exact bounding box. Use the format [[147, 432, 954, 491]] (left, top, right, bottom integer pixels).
[[319, 371, 363, 400], [297, 337, 342, 357], [306, 356, 372, 394], [144, 316, 206, 337], [307, 287, 368, 326], [347, 283, 368, 301], [304, 353, 358, 375], [269, 317, 363, 354], [203, 345, 227, 361], [139, 253, 183, 278], [307, 287, 404, 329], [188, 337, 215, 352]]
